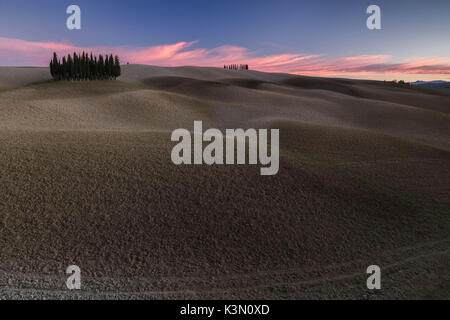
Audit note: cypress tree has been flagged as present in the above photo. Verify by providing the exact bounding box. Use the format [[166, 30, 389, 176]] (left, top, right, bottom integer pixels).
[[99, 55, 104, 79], [76, 53, 80, 80], [77, 53, 82, 80], [104, 55, 108, 79], [86, 53, 91, 80], [86, 52, 89, 80], [94, 57, 99, 79], [80, 52, 84, 80], [89, 53, 94, 80], [50, 61, 54, 79], [52, 52, 59, 80], [73, 53, 78, 80], [82, 52, 86, 80], [108, 54, 114, 79], [105, 55, 109, 79], [62, 56, 67, 80], [104, 55, 108, 78], [83, 52, 88, 80], [68, 54, 73, 80], [58, 59, 62, 79], [114, 55, 121, 79]]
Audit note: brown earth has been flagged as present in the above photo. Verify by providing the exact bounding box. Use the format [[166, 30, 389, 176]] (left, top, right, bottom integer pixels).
[[0, 65, 448, 299]]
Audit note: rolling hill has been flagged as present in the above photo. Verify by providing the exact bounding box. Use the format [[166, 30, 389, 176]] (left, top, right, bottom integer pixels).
[[0, 65, 448, 299]]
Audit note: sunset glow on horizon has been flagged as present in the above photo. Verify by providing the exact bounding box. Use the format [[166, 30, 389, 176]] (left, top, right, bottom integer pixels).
[[1, 0, 449, 81]]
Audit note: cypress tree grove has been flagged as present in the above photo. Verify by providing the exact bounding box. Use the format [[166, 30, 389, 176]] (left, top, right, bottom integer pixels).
[[49, 52, 122, 81]]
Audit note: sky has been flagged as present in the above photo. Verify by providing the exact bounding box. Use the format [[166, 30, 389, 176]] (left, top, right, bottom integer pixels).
[[0, 0, 449, 81]]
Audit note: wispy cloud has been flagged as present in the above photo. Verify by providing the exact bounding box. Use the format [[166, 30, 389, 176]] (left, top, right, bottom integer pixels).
[[1, 36, 449, 80]]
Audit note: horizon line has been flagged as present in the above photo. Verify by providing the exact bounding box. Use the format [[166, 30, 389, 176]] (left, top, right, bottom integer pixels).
[[1, 63, 448, 83], [1, 36, 450, 82]]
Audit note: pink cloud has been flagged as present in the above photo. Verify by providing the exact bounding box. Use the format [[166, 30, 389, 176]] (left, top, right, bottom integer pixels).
[[0, 36, 449, 80]]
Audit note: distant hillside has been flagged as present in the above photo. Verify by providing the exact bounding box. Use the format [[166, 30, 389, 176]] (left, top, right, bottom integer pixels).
[[411, 80, 450, 88]]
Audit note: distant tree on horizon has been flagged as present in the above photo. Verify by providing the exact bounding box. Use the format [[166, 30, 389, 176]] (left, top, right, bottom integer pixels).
[[224, 64, 249, 71]]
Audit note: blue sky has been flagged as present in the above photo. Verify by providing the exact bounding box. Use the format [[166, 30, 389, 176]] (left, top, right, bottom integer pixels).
[[0, 0, 449, 80]]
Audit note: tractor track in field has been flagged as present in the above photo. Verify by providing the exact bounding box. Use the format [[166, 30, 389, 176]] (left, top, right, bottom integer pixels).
[[1, 238, 448, 299]]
